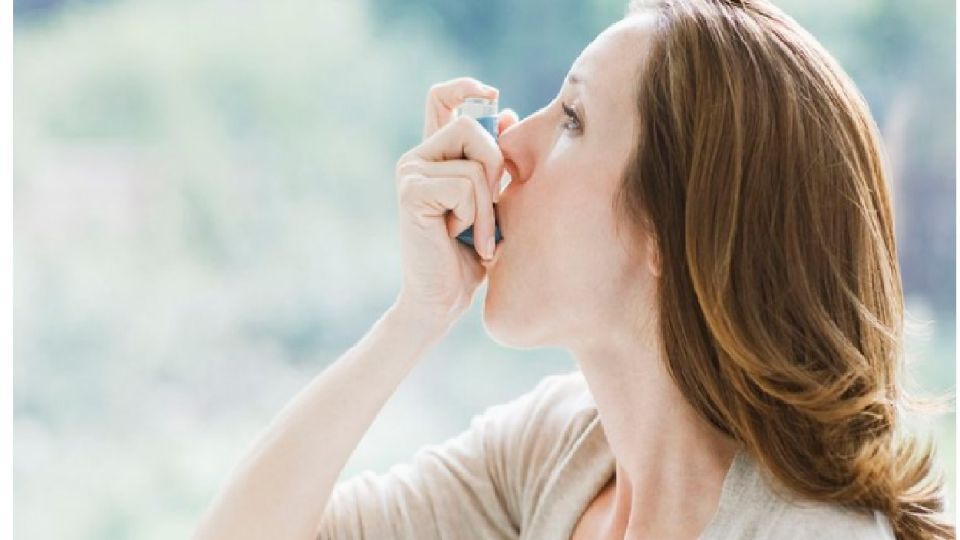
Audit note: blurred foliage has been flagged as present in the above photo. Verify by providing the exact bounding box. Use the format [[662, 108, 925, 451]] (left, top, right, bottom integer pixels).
[[13, 0, 956, 538]]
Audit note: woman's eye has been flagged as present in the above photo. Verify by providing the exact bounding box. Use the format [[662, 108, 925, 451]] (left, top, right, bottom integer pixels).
[[560, 102, 582, 134]]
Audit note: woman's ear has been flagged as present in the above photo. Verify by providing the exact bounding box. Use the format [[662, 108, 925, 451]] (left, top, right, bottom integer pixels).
[[497, 108, 520, 137], [645, 235, 661, 278]]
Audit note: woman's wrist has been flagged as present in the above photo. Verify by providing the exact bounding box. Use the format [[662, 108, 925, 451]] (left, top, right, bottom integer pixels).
[[385, 296, 455, 345]]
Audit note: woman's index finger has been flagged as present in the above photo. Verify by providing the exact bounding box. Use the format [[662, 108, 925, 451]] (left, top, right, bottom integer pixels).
[[422, 77, 499, 141], [414, 115, 504, 188]]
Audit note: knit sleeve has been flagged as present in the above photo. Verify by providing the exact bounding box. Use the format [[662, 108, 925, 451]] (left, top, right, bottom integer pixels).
[[315, 374, 571, 540]]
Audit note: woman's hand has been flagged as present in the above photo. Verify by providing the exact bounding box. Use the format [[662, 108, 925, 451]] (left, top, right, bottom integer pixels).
[[392, 77, 515, 329]]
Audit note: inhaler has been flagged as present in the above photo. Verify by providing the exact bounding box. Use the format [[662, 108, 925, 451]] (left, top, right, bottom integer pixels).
[[453, 96, 505, 249]]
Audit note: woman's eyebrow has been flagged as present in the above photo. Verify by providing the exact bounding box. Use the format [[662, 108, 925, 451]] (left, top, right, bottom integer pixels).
[[563, 72, 589, 125], [566, 72, 587, 87]]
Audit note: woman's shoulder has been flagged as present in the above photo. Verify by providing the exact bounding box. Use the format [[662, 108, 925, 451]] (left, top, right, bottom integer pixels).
[[485, 367, 590, 415], [318, 370, 603, 539], [461, 369, 601, 486], [481, 370, 612, 534], [761, 498, 897, 539], [533, 369, 596, 408], [482, 369, 598, 446], [739, 454, 897, 539], [516, 369, 599, 434], [711, 448, 897, 540]]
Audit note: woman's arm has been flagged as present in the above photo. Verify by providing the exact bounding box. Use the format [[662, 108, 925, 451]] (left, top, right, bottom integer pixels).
[[192, 302, 449, 540], [194, 77, 509, 540]]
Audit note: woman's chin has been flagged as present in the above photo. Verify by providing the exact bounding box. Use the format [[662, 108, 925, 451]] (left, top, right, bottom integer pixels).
[[481, 277, 538, 349]]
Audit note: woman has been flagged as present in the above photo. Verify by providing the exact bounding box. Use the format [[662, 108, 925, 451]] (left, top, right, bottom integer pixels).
[[194, 0, 954, 539]]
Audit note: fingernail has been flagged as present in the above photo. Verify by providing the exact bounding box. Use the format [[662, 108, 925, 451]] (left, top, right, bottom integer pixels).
[[485, 237, 495, 260]]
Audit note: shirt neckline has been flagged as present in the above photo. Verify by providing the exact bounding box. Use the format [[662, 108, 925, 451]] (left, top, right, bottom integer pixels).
[[697, 442, 755, 539], [527, 412, 756, 539]]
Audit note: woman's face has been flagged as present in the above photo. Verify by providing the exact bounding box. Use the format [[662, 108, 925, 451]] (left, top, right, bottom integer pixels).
[[484, 14, 660, 350]]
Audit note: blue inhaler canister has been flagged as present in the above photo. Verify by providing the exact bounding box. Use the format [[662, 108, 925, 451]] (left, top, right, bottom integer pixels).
[[453, 96, 504, 248]]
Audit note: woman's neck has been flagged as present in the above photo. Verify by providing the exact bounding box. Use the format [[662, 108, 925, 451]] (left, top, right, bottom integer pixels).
[[571, 334, 741, 538]]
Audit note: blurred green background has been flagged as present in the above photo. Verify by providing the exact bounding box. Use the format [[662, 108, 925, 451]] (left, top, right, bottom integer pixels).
[[12, 0, 955, 538]]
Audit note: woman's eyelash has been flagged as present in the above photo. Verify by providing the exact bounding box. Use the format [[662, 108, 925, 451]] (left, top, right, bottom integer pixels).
[[560, 102, 582, 133]]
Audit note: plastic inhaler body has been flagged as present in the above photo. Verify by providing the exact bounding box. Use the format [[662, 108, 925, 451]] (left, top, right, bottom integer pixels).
[[453, 97, 504, 249]]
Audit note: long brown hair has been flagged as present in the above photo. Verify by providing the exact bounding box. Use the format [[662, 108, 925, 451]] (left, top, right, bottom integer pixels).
[[616, 1, 954, 538]]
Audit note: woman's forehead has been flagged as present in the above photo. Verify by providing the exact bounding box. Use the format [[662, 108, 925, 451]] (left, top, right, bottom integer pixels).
[[566, 15, 655, 114]]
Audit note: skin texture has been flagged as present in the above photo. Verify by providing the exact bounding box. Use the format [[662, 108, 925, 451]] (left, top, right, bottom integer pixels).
[[485, 14, 740, 539]]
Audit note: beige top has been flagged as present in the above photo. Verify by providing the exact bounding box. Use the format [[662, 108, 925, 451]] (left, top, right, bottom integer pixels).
[[318, 369, 896, 539]]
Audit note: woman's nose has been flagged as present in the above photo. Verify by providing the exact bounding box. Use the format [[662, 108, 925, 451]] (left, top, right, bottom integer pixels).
[[497, 115, 521, 151], [496, 117, 531, 184]]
